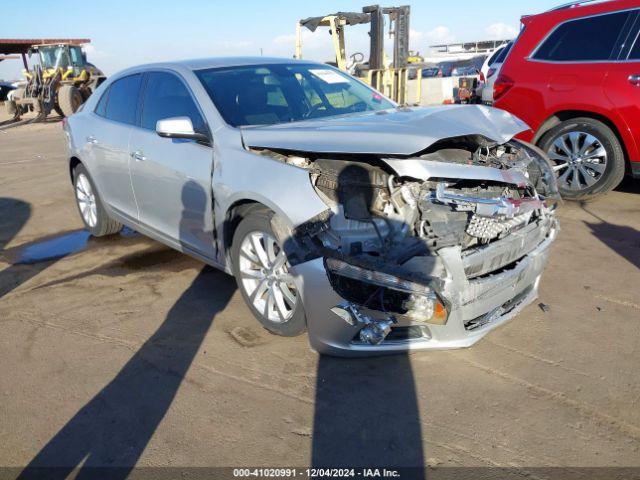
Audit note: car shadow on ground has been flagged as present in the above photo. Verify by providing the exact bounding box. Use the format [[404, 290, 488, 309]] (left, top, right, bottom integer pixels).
[[310, 164, 426, 476], [580, 201, 640, 270], [312, 355, 425, 475], [614, 176, 640, 195], [0, 197, 40, 299], [17, 183, 237, 479], [18, 267, 236, 480]]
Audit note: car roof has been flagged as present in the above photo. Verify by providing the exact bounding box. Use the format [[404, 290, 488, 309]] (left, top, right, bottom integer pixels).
[[119, 56, 322, 75], [523, 0, 639, 25]]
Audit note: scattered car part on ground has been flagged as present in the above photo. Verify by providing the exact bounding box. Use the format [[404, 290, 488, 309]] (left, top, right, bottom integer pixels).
[[493, 0, 640, 199], [64, 57, 559, 356]]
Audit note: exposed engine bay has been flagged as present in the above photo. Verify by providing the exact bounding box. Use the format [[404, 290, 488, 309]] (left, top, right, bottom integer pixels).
[[251, 135, 559, 347]]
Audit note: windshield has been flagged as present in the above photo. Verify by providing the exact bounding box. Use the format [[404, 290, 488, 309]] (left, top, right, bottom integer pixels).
[[195, 63, 395, 127]]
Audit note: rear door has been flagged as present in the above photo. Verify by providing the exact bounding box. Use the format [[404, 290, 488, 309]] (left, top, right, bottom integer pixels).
[[603, 10, 640, 160], [129, 70, 215, 258], [88, 74, 142, 221], [529, 10, 635, 115]]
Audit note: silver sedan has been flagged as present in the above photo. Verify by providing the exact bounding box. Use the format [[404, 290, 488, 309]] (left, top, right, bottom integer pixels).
[[64, 57, 559, 357]]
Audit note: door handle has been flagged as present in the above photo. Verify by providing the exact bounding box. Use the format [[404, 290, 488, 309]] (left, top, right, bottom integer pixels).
[[628, 74, 640, 86], [131, 150, 146, 162], [86, 135, 98, 144]]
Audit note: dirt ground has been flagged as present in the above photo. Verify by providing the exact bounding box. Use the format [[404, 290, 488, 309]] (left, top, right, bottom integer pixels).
[[0, 119, 639, 478]]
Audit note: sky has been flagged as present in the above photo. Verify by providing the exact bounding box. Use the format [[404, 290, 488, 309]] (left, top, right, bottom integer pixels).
[[0, 0, 562, 81]]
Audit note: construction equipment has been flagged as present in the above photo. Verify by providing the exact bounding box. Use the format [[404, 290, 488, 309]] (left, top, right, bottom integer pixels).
[[295, 5, 414, 105], [1, 39, 105, 122], [407, 50, 424, 63]]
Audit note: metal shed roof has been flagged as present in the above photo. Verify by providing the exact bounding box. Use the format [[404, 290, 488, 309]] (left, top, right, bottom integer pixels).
[[0, 39, 90, 55]]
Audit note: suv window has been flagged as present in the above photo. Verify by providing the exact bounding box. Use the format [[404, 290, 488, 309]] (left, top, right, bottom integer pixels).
[[533, 11, 631, 61], [628, 30, 640, 59], [104, 74, 142, 125], [140, 72, 206, 132]]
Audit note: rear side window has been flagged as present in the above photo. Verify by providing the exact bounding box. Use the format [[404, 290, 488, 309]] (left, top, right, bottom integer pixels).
[[104, 74, 142, 125], [533, 11, 631, 61], [140, 72, 206, 132], [94, 86, 110, 117]]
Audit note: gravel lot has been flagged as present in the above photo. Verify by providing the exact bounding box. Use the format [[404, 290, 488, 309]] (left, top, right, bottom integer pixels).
[[1, 119, 639, 478]]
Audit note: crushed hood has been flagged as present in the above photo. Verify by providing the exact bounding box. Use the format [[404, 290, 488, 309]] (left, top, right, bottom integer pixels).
[[240, 105, 530, 156]]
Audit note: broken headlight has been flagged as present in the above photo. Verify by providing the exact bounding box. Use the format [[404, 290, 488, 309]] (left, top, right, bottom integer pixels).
[[325, 258, 448, 325]]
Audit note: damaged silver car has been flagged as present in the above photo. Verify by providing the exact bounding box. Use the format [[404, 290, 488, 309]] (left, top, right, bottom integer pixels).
[[64, 58, 559, 356]]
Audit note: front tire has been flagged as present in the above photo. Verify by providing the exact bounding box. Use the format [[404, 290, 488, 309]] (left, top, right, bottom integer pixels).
[[538, 117, 625, 200], [231, 209, 306, 337], [73, 164, 122, 237], [58, 85, 83, 117]]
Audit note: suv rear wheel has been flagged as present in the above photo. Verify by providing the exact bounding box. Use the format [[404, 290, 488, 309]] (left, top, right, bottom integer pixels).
[[539, 117, 625, 200]]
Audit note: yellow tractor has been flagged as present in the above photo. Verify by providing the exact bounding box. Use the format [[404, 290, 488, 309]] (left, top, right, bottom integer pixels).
[[407, 50, 424, 64], [6, 42, 105, 120]]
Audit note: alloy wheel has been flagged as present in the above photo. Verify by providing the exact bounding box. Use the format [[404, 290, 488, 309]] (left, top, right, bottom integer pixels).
[[546, 131, 608, 191], [75, 173, 98, 228], [238, 231, 298, 323]]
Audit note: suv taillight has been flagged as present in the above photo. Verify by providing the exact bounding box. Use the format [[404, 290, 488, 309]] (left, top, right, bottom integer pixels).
[[493, 74, 514, 102]]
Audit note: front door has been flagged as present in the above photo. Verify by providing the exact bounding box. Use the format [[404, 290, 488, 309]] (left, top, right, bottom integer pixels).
[[604, 13, 640, 165], [129, 71, 215, 259]]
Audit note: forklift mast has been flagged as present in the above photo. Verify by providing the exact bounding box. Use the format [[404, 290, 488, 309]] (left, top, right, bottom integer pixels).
[[363, 5, 410, 70]]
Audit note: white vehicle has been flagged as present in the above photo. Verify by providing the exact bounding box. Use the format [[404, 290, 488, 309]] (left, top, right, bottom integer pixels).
[[481, 42, 513, 104]]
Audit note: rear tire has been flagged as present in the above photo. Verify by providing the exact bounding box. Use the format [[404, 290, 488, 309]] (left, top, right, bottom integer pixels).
[[58, 85, 83, 117], [5, 100, 18, 118], [231, 209, 307, 337], [538, 117, 625, 200], [72, 164, 122, 237]]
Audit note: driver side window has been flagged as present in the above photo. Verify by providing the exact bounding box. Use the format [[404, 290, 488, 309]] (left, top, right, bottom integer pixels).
[[140, 72, 206, 133]]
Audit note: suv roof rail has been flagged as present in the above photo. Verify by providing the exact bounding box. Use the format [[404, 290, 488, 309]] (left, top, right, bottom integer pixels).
[[547, 0, 606, 12]]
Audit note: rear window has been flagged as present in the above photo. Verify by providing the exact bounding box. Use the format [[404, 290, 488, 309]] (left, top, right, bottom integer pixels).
[[487, 46, 505, 66], [494, 42, 513, 64], [104, 74, 142, 125], [533, 11, 631, 61]]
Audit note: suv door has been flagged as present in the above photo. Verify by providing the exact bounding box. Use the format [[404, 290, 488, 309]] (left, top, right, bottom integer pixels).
[[129, 71, 215, 258], [89, 74, 142, 221], [604, 10, 640, 165], [529, 10, 635, 117]]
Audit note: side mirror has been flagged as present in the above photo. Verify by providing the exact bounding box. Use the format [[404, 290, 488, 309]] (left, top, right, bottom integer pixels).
[[156, 117, 210, 144]]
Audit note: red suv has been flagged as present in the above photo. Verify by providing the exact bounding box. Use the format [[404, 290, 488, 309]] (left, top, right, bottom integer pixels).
[[494, 0, 640, 199]]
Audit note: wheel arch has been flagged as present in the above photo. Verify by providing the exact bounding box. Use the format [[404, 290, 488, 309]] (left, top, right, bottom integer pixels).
[[221, 200, 275, 269], [69, 156, 82, 183], [533, 110, 630, 169]]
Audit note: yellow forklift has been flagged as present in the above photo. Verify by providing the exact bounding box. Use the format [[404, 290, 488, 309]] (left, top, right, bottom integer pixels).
[[5, 40, 105, 121], [294, 5, 414, 105]]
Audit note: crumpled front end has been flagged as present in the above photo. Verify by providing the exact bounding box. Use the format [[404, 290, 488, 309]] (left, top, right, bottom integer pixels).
[[248, 125, 559, 356]]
